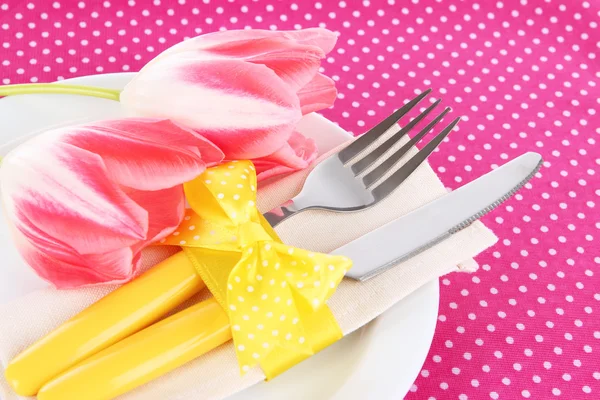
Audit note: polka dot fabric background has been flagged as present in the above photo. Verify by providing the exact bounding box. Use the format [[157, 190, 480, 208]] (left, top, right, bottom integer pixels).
[[1, 0, 599, 399]]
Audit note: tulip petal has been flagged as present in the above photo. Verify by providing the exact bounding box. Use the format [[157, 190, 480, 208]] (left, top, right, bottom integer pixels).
[[158, 28, 337, 59], [8, 220, 137, 289], [252, 131, 319, 181], [49, 118, 224, 191], [279, 28, 338, 54], [0, 141, 149, 254], [97, 118, 224, 162], [0, 116, 220, 288], [179, 37, 326, 92], [242, 40, 324, 92], [297, 73, 337, 115], [155, 30, 333, 93], [124, 185, 186, 250], [122, 28, 338, 161], [121, 58, 302, 159], [83, 247, 138, 282]]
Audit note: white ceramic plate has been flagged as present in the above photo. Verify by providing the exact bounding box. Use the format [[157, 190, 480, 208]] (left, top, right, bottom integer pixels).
[[0, 73, 438, 400]]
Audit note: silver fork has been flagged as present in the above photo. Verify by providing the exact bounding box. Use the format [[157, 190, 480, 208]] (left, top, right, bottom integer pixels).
[[264, 89, 461, 227]]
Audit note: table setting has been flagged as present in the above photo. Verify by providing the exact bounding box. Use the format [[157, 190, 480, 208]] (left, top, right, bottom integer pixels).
[[0, 1, 598, 399]]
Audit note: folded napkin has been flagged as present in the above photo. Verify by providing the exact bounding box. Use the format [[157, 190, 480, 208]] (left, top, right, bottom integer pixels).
[[0, 138, 497, 400]]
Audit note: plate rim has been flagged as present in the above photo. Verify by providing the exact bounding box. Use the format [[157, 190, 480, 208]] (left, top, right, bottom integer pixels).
[[0, 72, 439, 400]]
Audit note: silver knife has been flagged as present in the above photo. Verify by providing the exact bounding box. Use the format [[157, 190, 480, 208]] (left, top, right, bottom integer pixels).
[[335, 152, 543, 281]]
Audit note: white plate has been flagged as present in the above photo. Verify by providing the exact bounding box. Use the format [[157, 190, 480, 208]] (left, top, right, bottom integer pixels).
[[0, 73, 438, 400]]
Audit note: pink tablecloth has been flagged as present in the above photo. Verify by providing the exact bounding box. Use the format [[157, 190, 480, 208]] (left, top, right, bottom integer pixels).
[[1, 0, 598, 399]]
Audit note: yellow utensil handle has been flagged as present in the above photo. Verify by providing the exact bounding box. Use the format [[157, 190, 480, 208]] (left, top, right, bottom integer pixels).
[[5, 251, 205, 396], [38, 298, 231, 400]]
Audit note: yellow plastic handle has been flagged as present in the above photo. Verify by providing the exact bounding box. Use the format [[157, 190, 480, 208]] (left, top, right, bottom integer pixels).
[[38, 298, 231, 400], [5, 251, 204, 396]]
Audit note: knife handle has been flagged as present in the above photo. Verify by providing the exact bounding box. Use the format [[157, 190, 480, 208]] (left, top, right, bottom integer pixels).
[[37, 298, 231, 400], [5, 251, 205, 396]]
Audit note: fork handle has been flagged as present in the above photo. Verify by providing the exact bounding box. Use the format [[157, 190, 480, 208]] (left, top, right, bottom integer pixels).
[[263, 199, 302, 227]]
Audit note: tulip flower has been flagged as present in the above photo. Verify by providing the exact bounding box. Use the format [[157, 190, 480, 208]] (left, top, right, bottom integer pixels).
[[0, 28, 338, 181], [119, 27, 337, 179], [252, 130, 318, 181], [0, 118, 223, 288], [0, 28, 339, 287]]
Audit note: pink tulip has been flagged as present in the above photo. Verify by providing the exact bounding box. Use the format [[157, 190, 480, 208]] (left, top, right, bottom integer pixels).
[[252, 131, 318, 181], [0, 118, 223, 288], [120, 28, 337, 179]]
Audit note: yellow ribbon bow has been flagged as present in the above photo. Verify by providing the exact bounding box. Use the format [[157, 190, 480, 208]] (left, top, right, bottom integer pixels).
[[161, 161, 352, 377]]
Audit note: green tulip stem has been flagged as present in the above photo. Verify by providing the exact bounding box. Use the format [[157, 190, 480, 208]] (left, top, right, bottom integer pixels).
[[0, 84, 121, 101]]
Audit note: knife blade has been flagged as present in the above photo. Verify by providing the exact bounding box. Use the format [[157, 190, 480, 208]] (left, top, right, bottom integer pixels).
[[335, 152, 543, 281]]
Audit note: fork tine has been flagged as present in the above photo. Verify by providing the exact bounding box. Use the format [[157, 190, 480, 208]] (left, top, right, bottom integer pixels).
[[362, 107, 452, 188], [337, 89, 432, 164], [350, 99, 442, 176], [371, 117, 461, 201]]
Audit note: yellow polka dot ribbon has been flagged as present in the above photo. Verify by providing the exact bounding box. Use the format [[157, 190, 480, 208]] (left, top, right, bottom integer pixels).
[[160, 160, 352, 378]]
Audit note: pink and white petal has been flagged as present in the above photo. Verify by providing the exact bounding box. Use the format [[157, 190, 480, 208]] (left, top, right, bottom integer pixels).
[[156, 28, 337, 59], [8, 208, 88, 264], [243, 41, 324, 92], [7, 201, 141, 284], [124, 185, 186, 250], [149, 32, 330, 93], [252, 131, 318, 181], [146, 29, 285, 61], [177, 37, 325, 92], [0, 141, 148, 254], [253, 163, 296, 182], [92, 119, 224, 162], [121, 58, 302, 159], [279, 28, 338, 54], [82, 247, 138, 282], [9, 222, 136, 289], [297, 73, 337, 115], [53, 119, 222, 191]]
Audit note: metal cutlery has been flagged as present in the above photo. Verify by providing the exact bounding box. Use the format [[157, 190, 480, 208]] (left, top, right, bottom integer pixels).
[[264, 89, 461, 227], [336, 152, 544, 281]]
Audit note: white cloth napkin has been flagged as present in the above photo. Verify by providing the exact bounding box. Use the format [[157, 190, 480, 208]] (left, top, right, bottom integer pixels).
[[0, 140, 497, 400]]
